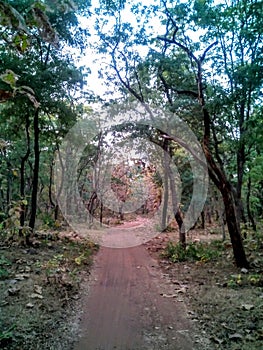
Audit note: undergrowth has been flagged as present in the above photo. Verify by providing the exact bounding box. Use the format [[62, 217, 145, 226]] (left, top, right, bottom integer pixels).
[[162, 240, 224, 263]]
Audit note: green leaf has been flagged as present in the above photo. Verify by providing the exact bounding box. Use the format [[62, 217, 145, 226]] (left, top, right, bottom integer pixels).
[[0, 70, 18, 88]]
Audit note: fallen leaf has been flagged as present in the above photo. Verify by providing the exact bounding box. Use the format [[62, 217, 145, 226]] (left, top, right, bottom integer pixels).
[[15, 273, 30, 280], [241, 268, 248, 274], [30, 293, 43, 299], [241, 304, 254, 311], [177, 287, 187, 294], [26, 303, 34, 308], [161, 293, 177, 298], [171, 280, 181, 285], [211, 336, 225, 344], [229, 333, 243, 340], [34, 285, 42, 294], [8, 287, 20, 296]]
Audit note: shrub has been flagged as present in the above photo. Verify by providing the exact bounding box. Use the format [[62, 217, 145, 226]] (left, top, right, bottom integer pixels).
[[163, 240, 222, 263]]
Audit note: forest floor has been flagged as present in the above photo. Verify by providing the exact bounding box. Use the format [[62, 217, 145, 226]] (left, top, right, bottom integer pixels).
[[145, 230, 263, 350], [0, 230, 99, 349], [0, 218, 262, 349]]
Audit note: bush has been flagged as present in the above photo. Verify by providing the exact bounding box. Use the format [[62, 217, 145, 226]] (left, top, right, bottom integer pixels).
[[163, 240, 222, 263]]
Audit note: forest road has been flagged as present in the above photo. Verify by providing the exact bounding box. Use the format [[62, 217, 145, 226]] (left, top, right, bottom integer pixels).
[[74, 226, 198, 350]]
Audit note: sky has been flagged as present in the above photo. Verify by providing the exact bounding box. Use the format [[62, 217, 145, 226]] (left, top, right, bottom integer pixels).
[[75, 1, 165, 98], [73, 0, 213, 100]]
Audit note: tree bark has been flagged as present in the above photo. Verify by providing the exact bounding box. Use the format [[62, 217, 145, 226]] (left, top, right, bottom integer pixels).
[[236, 142, 247, 224], [203, 106, 249, 267], [163, 139, 186, 247], [200, 210, 205, 230], [19, 114, 30, 235], [246, 175, 256, 231], [29, 108, 40, 237], [161, 149, 169, 231], [221, 183, 248, 266]]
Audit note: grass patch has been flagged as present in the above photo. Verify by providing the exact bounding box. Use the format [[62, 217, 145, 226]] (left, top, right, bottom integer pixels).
[[162, 240, 224, 263]]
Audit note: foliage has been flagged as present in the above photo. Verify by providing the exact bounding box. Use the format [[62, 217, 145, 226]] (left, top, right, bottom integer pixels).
[[91, 0, 263, 267], [0, 0, 93, 239], [0, 256, 11, 280], [0, 325, 16, 345], [227, 272, 263, 289], [163, 239, 223, 263], [0, 0, 262, 261], [40, 239, 98, 278]]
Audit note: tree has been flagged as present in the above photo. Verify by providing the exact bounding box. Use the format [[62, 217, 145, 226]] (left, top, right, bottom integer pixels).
[[0, 0, 91, 242], [91, 0, 263, 267]]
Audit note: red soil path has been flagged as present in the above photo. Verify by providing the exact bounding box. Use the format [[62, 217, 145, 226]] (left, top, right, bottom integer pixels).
[[74, 221, 198, 350]]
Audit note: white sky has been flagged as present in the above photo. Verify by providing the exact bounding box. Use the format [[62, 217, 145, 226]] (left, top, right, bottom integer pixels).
[[74, 1, 213, 99], [75, 1, 165, 98]]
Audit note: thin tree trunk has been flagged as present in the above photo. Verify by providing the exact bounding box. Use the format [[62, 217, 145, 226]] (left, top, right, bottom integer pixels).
[[100, 202, 103, 226], [54, 204, 59, 221], [200, 210, 205, 230], [246, 175, 256, 231], [236, 146, 247, 224], [6, 160, 12, 209], [219, 209, 226, 241], [168, 168, 186, 248], [49, 161, 55, 209], [161, 149, 169, 231], [19, 114, 30, 235], [163, 139, 186, 247], [29, 108, 40, 238]]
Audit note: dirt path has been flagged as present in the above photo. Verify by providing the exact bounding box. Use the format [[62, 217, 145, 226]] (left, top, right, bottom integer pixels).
[[74, 221, 199, 350]]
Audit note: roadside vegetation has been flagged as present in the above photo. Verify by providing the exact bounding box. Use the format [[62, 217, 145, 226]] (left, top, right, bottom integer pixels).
[[154, 225, 263, 349], [0, 228, 98, 349]]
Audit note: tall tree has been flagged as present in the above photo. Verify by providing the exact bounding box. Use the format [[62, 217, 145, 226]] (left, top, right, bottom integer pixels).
[[92, 0, 263, 267], [0, 0, 91, 241]]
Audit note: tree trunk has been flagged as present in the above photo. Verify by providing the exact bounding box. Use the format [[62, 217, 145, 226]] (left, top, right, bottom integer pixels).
[[54, 204, 59, 221], [161, 149, 169, 231], [200, 210, 205, 230], [87, 191, 98, 226], [29, 108, 40, 237], [202, 108, 249, 267], [157, 36, 249, 267], [196, 51, 249, 268], [6, 160, 12, 209], [221, 183, 249, 267], [49, 161, 55, 210], [246, 175, 256, 231], [100, 202, 103, 226], [168, 167, 186, 248], [19, 114, 30, 235], [236, 162, 247, 226], [163, 139, 186, 247]]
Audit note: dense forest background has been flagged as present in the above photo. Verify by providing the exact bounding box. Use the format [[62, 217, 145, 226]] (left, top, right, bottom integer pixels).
[[0, 0, 262, 268]]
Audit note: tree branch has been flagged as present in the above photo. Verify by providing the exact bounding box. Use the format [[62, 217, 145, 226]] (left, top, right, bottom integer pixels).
[[200, 41, 218, 62], [157, 36, 199, 64]]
